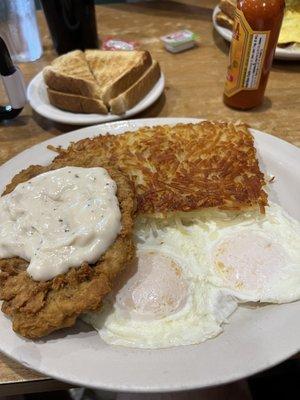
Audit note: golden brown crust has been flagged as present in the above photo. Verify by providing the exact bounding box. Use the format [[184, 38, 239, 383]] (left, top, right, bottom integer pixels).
[[44, 50, 156, 113], [43, 67, 102, 99], [109, 60, 161, 115], [0, 161, 136, 339], [47, 89, 108, 114], [219, 0, 236, 20], [43, 50, 102, 100], [85, 50, 153, 104], [103, 51, 153, 104], [51, 121, 268, 215], [216, 11, 234, 30]]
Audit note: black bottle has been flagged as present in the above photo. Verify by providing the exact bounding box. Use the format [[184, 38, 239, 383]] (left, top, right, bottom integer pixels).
[[40, 0, 99, 54]]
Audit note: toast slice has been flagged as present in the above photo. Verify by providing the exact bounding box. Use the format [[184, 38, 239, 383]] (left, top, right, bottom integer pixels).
[[43, 50, 102, 100], [47, 89, 108, 114], [219, 0, 236, 20], [109, 60, 161, 115], [216, 11, 234, 30], [85, 50, 152, 104]]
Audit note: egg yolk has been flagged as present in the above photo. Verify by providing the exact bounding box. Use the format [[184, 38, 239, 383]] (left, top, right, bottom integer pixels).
[[116, 251, 188, 320], [213, 231, 287, 291]]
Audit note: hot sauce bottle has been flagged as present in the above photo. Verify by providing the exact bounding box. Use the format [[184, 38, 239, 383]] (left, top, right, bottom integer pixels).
[[223, 0, 285, 110]]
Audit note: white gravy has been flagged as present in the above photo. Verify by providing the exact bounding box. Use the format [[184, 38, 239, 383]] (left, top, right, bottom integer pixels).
[[0, 167, 121, 281]]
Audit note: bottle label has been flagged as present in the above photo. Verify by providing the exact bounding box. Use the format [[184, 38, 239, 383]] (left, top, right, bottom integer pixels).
[[224, 8, 270, 97]]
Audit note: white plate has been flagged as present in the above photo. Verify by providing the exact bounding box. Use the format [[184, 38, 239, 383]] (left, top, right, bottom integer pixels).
[[213, 5, 300, 61], [0, 118, 300, 392], [27, 72, 165, 125]]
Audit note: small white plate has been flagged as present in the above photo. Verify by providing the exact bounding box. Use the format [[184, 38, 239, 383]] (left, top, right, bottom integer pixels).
[[27, 72, 165, 125], [213, 5, 300, 61], [0, 118, 300, 392]]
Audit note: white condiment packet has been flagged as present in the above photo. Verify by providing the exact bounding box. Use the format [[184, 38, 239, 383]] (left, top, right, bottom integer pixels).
[[160, 30, 198, 53]]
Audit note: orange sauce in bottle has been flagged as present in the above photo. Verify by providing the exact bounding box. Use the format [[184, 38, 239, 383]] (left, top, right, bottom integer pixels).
[[223, 0, 285, 110]]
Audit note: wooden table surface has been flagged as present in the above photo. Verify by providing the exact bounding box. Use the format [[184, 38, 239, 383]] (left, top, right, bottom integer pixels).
[[0, 0, 299, 395]]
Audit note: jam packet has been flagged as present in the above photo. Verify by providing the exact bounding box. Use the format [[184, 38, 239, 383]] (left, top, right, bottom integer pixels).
[[102, 37, 139, 51]]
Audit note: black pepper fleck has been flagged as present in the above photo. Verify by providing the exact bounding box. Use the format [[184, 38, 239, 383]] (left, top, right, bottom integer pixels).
[[58, 219, 63, 222], [75, 174, 79, 178]]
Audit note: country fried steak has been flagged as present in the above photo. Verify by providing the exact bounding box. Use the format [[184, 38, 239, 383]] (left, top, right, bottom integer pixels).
[[0, 160, 136, 339]]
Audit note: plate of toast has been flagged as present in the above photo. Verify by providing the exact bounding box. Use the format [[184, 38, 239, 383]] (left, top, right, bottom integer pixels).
[[0, 118, 300, 391], [27, 50, 165, 125], [213, 1, 300, 60]]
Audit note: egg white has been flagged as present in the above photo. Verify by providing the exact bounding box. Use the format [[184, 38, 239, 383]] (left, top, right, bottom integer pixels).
[[83, 224, 237, 349], [84, 280, 236, 349], [83, 201, 300, 348], [182, 202, 300, 303]]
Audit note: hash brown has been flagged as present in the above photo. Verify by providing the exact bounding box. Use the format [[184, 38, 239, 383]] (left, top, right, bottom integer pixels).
[[0, 161, 136, 339], [52, 121, 267, 215]]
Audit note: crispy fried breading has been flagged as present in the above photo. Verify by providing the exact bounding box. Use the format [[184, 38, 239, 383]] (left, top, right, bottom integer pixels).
[[0, 161, 136, 339], [51, 121, 267, 214]]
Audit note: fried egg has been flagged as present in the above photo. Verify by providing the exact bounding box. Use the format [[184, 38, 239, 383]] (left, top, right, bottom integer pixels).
[[202, 203, 300, 303], [84, 202, 300, 348], [83, 234, 237, 349]]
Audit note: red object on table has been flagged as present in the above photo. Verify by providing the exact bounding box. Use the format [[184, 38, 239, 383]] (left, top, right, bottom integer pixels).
[[223, 0, 285, 110]]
